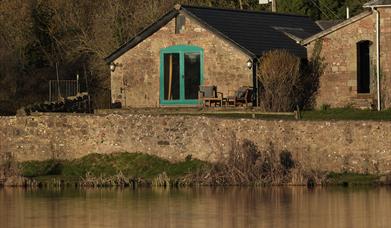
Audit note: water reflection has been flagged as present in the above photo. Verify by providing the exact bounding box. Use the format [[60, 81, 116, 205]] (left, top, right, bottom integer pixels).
[[1, 187, 391, 228]]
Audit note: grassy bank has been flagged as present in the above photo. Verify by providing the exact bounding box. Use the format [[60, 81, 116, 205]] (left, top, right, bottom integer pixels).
[[18, 153, 208, 187], [1, 151, 389, 188], [324, 172, 383, 186]]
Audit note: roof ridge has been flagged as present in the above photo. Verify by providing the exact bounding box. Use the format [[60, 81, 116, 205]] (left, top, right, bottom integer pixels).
[[180, 4, 312, 18]]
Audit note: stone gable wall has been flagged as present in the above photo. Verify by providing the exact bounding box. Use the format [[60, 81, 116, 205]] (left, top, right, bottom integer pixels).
[[306, 8, 391, 109], [1, 114, 391, 175], [111, 14, 252, 107]]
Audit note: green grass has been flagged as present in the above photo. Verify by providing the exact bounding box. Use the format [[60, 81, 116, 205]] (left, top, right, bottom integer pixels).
[[171, 108, 391, 121], [19, 153, 208, 182], [17, 153, 386, 187], [302, 108, 391, 121], [125, 107, 391, 121], [326, 172, 380, 186], [175, 112, 295, 120]]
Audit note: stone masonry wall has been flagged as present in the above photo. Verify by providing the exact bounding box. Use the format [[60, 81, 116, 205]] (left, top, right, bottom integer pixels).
[[306, 8, 391, 109], [1, 114, 391, 175], [111, 13, 252, 107]]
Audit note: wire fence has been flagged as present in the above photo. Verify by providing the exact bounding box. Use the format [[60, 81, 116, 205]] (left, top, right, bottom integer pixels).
[[49, 80, 79, 102]]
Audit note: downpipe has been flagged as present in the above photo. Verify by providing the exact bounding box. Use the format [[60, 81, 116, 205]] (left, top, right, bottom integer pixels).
[[374, 8, 381, 111]]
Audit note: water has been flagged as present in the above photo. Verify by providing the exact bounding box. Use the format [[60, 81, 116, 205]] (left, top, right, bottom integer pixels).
[[1, 187, 391, 228]]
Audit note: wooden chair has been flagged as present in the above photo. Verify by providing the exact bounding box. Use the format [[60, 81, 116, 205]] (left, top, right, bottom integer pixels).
[[198, 85, 225, 107], [226, 86, 253, 107]]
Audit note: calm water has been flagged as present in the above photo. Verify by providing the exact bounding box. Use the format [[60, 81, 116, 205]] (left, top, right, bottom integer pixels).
[[1, 187, 391, 228]]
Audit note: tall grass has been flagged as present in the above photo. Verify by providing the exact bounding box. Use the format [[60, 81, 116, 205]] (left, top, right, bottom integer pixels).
[[189, 139, 298, 186]]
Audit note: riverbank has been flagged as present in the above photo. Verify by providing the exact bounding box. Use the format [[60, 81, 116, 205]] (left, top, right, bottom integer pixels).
[[2, 152, 206, 187], [1, 152, 390, 188]]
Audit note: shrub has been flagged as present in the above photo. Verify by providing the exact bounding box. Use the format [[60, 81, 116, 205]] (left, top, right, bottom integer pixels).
[[280, 150, 295, 172], [257, 50, 302, 112], [0, 152, 20, 179], [257, 47, 324, 111], [192, 138, 298, 185]]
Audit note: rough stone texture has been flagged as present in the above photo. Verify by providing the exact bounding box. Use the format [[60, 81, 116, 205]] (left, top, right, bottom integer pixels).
[[111, 13, 252, 107], [306, 8, 391, 109], [1, 114, 391, 175]]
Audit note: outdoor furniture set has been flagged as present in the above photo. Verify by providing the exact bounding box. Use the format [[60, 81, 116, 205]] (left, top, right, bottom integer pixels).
[[198, 85, 253, 107]]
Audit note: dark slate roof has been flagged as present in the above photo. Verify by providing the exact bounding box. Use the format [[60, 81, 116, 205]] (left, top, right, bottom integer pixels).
[[182, 6, 321, 58], [364, 0, 391, 7], [105, 5, 321, 62], [316, 20, 344, 30]]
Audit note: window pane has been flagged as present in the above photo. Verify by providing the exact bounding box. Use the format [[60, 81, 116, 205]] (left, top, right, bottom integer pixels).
[[184, 53, 201, 100], [164, 53, 180, 100]]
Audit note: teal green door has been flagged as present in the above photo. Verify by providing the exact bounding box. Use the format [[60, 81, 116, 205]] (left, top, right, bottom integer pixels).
[[160, 45, 204, 105]]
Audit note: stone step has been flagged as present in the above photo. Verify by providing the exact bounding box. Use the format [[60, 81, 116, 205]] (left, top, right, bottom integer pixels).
[[351, 97, 375, 110]]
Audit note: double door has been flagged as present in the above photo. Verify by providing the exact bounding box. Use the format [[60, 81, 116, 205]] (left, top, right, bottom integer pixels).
[[160, 46, 204, 105]]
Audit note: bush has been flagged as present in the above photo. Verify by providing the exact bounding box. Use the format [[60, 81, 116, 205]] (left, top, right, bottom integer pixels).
[[192, 138, 298, 185], [300, 40, 325, 109], [280, 150, 295, 172], [19, 160, 63, 177], [257, 47, 324, 111], [0, 152, 20, 179], [257, 50, 302, 112]]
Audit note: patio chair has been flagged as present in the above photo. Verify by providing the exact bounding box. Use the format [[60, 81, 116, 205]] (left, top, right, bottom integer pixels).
[[226, 86, 253, 107], [198, 85, 225, 107]]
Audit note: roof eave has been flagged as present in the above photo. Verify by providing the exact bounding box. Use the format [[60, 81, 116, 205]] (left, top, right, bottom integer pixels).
[[301, 11, 372, 45]]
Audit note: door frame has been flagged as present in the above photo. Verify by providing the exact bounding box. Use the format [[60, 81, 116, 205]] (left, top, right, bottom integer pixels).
[[159, 45, 204, 105]]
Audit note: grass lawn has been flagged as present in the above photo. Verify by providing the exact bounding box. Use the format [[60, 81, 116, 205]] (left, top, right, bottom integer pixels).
[[302, 108, 391, 121], [115, 107, 391, 121], [163, 108, 391, 121]]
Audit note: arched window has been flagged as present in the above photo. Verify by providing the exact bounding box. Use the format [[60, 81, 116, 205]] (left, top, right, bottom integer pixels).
[[357, 40, 372, 94]]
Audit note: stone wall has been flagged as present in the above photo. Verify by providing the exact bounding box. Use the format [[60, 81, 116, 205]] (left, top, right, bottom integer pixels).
[[111, 13, 252, 107], [1, 114, 391, 175], [306, 8, 391, 109]]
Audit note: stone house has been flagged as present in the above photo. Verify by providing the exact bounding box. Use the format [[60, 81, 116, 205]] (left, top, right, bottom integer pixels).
[[303, 0, 391, 110], [105, 4, 321, 108]]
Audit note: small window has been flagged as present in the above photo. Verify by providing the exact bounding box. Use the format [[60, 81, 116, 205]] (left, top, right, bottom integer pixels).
[[175, 15, 185, 34]]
